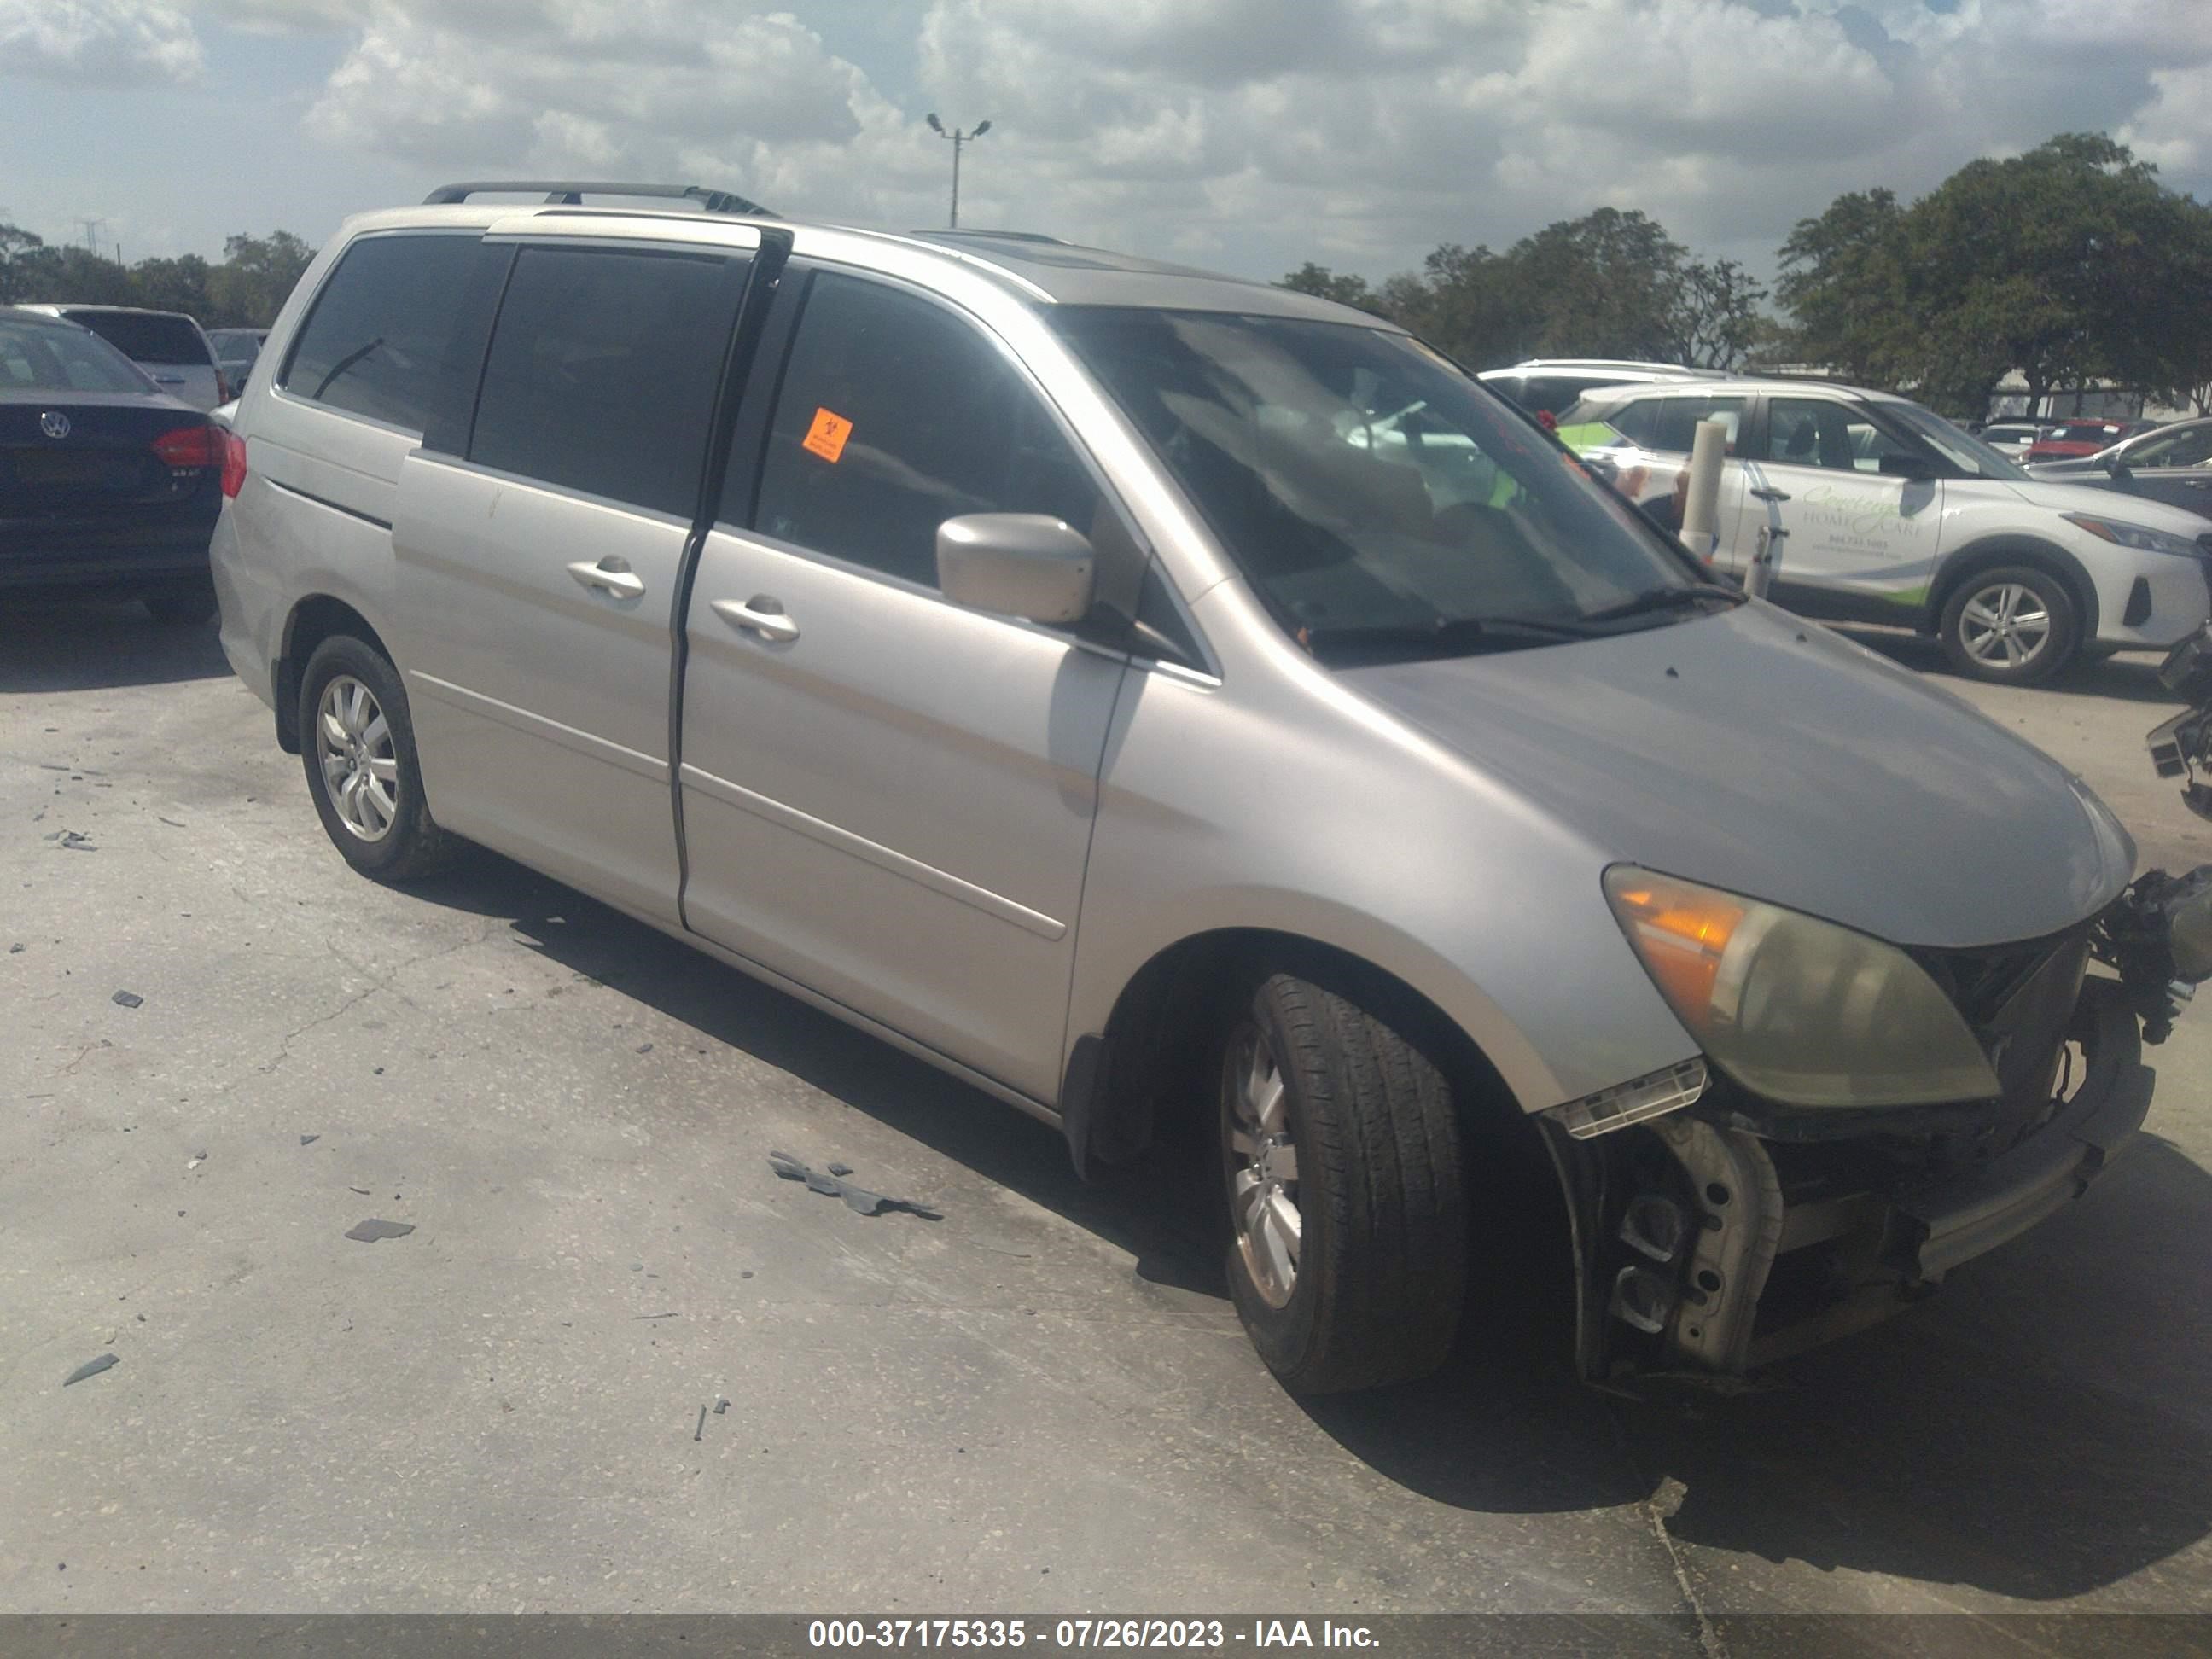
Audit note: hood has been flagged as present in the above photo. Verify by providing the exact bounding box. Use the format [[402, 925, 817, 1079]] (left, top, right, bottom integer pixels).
[[1342, 602, 2135, 949], [1997, 475, 2212, 535]]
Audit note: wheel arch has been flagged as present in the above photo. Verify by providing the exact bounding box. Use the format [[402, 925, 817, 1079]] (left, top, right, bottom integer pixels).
[[274, 594, 393, 754], [1928, 535, 2101, 640], [1060, 925, 1541, 1179]]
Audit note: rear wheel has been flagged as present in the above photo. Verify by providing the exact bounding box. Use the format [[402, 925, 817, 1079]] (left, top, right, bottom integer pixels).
[[1220, 968, 1468, 1394], [1939, 565, 2078, 684], [298, 635, 457, 882], [143, 576, 217, 626]]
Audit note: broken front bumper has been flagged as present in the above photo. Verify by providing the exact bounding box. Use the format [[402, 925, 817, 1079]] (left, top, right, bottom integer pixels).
[[1545, 975, 2152, 1381]]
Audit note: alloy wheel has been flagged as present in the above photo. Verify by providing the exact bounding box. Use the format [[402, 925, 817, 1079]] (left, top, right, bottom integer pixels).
[[1225, 1024, 1302, 1309], [315, 674, 399, 842], [1959, 581, 2053, 669]]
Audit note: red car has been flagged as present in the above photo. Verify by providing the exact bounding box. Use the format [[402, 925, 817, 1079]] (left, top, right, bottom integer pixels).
[[2026, 419, 2153, 462]]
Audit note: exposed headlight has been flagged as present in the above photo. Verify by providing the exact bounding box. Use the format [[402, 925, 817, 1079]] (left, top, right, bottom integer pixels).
[[1603, 867, 2000, 1108], [2063, 513, 2204, 560]]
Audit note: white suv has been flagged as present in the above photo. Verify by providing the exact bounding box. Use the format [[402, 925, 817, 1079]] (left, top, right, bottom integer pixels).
[[1561, 379, 2212, 683], [1476, 358, 1713, 419]]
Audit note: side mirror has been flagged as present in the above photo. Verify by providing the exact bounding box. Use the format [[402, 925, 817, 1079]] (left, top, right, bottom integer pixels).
[[937, 514, 1097, 626], [2105, 455, 2134, 478], [1878, 453, 1936, 480]]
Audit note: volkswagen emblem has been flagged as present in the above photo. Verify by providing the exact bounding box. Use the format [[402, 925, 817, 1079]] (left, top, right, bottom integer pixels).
[[39, 411, 70, 440]]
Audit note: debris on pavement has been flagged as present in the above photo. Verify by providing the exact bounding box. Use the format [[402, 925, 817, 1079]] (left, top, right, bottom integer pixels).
[[713, 1398, 730, 1414], [344, 1219, 415, 1243], [300, 1134, 319, 1146], [63, 1354, 120, 1387], [110, 990, 142, 1009], [693, 1405, 707, 1441], [348, 1185, 370, 1196], [633, 1313, 678, 1321], [828, 1162, 853, 1177], [55, 830, 96, 853], [767, 1150, 940, 1219]]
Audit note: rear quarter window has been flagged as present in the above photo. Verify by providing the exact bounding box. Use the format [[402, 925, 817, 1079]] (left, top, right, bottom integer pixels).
[[66, 311, 207, 366], [280, 233, 480, 434]]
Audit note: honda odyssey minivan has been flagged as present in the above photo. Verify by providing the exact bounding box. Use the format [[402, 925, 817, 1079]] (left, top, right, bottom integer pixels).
[[211, 183, 2208, 1394]]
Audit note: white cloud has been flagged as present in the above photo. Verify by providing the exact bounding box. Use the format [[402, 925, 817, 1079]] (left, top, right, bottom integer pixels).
[[263, 0, 2212, 282], [0, 0, 203, 84]]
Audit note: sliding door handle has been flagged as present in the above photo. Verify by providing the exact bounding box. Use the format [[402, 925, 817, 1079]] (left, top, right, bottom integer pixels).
[[711, 597, 800, 643], [567, 556, 646, 599]]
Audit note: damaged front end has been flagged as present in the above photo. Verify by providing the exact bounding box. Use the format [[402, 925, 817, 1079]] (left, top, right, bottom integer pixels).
[[1545, 868, 2212, 1384]]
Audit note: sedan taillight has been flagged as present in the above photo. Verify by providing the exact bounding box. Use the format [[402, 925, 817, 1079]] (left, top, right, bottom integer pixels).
[[154, 423, 222, 469], [219, 428, 247, 499]]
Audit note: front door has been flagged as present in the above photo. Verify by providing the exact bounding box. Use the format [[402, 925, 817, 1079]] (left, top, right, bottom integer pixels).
[[2109, 422, 2212, 523], [393, 240, 754, 923], [677, 269, 1132, 1102], [1734, 395, 1945, 621]]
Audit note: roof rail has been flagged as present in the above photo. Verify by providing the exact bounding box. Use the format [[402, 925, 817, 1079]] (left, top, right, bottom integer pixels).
[[423, 181, 777, 218], [923, 230, 1074, 246]]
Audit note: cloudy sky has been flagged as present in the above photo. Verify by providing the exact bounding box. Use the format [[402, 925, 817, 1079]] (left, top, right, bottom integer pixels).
[[3, 0, 2208, 287]]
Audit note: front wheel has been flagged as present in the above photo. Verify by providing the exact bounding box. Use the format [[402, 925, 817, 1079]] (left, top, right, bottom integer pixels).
[[1939, 566, 2079, 684], [1220, 969, 1469, 1394], [297, 635, 457, 882]]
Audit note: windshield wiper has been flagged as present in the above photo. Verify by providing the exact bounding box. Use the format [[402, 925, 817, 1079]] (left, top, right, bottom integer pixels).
[[1298, 613, 1595, 660], [1578, 583, 1744, 625]]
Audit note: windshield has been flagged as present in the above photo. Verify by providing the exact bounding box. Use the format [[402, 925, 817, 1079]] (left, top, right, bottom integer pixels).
[[0, 316, 156, 394], [1883, 400, 2029, 481], [1051, 309, 1711, 661], [65, 310, 209, 366]]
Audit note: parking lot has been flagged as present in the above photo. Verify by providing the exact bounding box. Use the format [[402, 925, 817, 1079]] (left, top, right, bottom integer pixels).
[[3, 599, 2211, 1623]]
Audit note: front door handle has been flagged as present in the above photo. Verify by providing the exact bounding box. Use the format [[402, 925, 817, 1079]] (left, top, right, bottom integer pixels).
[[567, 556, 646, 600], [711, 596, 800, 643]]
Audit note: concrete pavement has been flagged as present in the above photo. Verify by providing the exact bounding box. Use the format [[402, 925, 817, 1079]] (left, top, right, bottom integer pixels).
[[2, 599, 2208, 1621]]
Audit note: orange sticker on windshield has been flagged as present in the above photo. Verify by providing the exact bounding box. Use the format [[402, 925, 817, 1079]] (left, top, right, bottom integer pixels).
[[802, 406, 853, 463]]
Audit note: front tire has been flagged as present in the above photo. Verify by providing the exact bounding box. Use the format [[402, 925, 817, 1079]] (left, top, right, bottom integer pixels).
[[298, 636, 457, 882], [1939, 565, 2078, 684], [1220, 968, 1468, 1394]]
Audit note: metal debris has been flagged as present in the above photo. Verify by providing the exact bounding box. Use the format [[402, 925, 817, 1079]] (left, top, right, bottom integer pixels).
[[713, 1398, 730, 1414], [693, 1406, 707, 1442], [344, 1219, 415, 1243], [57, 831, 96, 853], [300, 1134, 319, 1146], [767, 1151, 940, 1219], [63, 1354, 120, 1387], [111, 990, 143, 1009], [828, 1163, 853, 1178]]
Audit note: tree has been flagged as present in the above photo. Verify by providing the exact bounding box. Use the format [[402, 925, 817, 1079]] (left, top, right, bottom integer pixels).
[[1509, 207, 1688, 362], [0, 223, 43, 303], [1774, 188, 1906, 383], [1665, 258, 1769, 370], [1278, 262, 1383, 313], [131, 253, 217, 322], [207, 230, 316, 328]]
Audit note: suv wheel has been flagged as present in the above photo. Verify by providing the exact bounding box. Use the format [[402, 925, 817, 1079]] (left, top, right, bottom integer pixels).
[[143, 576, 217, 626], [1939, 566, 2077, 684], [1220, 969, 1468, 1394], [298, 635, 457, 882]]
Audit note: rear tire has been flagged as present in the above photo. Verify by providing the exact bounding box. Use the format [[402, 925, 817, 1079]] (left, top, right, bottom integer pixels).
[[143, 576, 217, 626], [1938, 565, 2078, 684], [298, 635, 457, 882], [1220, 966, 1468, 1394]]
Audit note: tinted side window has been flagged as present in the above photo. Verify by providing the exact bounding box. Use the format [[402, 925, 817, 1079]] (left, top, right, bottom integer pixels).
[[470, 246, 742, 518], [1520, 375, 1595, 417], [745, 272, 1100, 590], [1650, 395, 1743, 453], [282, 234, 479, 432], [1608, 398, 1661, 446]]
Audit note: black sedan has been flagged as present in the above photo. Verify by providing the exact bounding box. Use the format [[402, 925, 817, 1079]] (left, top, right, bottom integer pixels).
[[2, 306, 224, 623]]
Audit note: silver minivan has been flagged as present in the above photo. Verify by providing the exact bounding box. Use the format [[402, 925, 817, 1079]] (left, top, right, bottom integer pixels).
[[212, 184, 2209, 1395]]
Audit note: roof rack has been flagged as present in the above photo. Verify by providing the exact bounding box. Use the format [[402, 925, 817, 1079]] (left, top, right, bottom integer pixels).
[[423, 181, 777, 218]]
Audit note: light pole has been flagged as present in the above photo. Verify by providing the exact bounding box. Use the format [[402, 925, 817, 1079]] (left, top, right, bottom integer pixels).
[[925, 114, 991, 229]]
